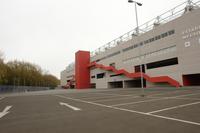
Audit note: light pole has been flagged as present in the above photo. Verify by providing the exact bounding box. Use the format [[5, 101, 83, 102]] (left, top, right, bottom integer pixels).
[[128, 0, 145, 97], [128, 0, 142, 34], [188, 0, 191, 6]]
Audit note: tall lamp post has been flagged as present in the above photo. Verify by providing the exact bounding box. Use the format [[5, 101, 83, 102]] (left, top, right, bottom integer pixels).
[[128, 0, 145, 96], [128, 0, 142, 34]]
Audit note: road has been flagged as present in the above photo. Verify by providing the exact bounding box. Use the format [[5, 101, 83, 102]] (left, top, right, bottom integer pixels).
[[0, 88, 200, 133]]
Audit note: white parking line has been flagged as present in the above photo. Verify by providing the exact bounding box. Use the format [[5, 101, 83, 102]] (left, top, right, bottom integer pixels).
[[150, 96, 200, 101], [93, 91, 181, 103], [148, 113, 200, 126], [59, 102, 81, 111], [147, 101, 200, 114], [110, 97, 167, 107], [0, 106, 12, 119], [94, 92, 134, 97], [148, 90, 191, 97], [92, 91, 180, 103], [150, 92, 200, 98], [92, 96, 140, 102], [81, 95, 128, 100], [110, 92, 200, 107], [171, 92, 200, 98], [54, 95, 200, 126]]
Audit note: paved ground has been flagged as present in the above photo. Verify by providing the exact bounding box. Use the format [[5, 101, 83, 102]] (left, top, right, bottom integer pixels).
[[0, 87, 200, 133]]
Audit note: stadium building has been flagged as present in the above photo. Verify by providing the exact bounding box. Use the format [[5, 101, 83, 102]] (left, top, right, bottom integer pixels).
[[61, 0, 200, 89]]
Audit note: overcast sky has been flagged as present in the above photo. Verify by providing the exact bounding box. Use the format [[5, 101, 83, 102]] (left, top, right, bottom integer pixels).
[[0, 0, 186, 78]]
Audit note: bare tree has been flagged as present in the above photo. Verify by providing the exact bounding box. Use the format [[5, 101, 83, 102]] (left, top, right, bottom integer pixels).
[[0, 51, 59, 87], [0, 50, 4, 63], [0, 50, 7, 84]]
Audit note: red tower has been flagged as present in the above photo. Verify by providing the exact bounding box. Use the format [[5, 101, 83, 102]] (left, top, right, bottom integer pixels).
[[75, 50, 90, 89]]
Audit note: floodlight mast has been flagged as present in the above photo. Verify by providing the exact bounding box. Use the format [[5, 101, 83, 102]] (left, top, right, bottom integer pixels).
[[128, 0, 145, 97]]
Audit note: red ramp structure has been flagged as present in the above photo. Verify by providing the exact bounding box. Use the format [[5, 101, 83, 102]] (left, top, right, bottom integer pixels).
[[88, 62, 181, 88]]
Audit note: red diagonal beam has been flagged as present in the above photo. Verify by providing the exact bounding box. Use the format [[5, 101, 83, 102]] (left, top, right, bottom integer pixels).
[[88, 62, 181, 87]]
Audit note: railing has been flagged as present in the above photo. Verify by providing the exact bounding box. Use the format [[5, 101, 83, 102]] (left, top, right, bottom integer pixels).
[[90, 0, 200, 57], [0, 85, 50, 94]]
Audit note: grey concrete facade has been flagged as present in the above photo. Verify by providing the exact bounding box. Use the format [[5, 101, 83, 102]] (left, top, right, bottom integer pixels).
[[90, 7, 200, 88], [61, 1, 200, 89], [60, 63, 74, 87]]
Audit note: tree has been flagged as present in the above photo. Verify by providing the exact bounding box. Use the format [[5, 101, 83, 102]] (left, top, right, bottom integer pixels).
[[0, 50, 4, 63], [0, 50, 59, 87], [43, 74, 60, 88], [0, 59, 59, 87], [0, 51, 8, 84]]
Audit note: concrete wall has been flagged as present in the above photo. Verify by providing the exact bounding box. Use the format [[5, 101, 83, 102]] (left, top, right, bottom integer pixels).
[[60, 67, 75, 86], [90, 8, 200, 88], [60, 7, 200, 89]]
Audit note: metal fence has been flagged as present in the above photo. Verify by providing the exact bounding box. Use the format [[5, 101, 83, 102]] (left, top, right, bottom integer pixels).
[[90, 0, 200, 57], [0, 85, 50, 94]]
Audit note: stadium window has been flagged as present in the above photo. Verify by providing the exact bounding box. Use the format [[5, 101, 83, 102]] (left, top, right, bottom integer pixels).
[[161, 32, 168, 38], [139, 42, 143, 46], [146, 57, 178, 69], [91, 75, 95, 79], [123, 45, 133, 52], [148, 38, 152, 43], [97, 73, 105, 79], [110, 74, 123, 77], [168, 30, 175, 35], [95, 59, 100, 62], [155, 35, 161, 40], [110, 63, 115, 67]]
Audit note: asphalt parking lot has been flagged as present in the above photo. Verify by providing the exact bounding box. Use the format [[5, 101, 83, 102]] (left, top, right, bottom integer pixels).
[[0, 87, 200, 133]]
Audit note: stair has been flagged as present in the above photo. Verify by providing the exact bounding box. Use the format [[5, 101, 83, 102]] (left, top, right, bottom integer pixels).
[[88, 62, 181, 88]]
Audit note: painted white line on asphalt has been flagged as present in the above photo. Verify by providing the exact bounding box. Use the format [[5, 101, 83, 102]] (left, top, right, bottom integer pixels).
[[81, 95, 128, 100], [93, 92, 171, 103], [171, 92, 200, 98], [94, 91, 198, 104], [0, 106, 12, 119], [94, 92, 134, 97], [172, 97, 200, 100], [110, 97, 168, 107], [147, 101, 200, 114], [0, 97, 5, 101], [150, 96, 200, 101], [55, 95, 200, 126], [59, 102, 81, 111], [150, 92, 200, 98], [147, 90, 190, 97], [93, 91, 168, 101], [110, 92, 200, 107], [148, 113, 200, 126], [92, 96, 140, 102]]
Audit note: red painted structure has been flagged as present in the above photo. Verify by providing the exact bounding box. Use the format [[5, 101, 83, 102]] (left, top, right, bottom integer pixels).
[[75, 51, 91, 89], [74, 51, 181, 89], [88, 62, 181, 87]]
